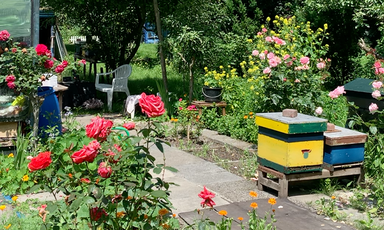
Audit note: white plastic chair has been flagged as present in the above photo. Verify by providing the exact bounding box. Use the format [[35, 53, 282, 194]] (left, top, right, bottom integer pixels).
[[95, 64, 132, 111]]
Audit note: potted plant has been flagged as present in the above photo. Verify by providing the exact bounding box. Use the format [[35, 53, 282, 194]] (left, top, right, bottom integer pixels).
[[0, 30, 83, 137], [202, 66, 224, 102]]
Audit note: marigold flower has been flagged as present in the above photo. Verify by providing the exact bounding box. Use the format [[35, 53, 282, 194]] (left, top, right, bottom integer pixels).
[[249, 191, 258, 198], [11, 196, 18, 202], [158, 208, 169, 216], [8, 153, 14, 158], [172, 213, 177, 218], [331, 196, 336, 200], [250, 202, 258, 209], [68, 173, 73, 178], [22, 175, 29, 182], [268, 198, 276, 205], [0, 205, 6, 211], [218, 210, 227, 216], [238, 217, 244, 221]]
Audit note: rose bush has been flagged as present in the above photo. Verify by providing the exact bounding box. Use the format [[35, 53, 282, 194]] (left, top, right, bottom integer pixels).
[[21, 93, 179, 229]]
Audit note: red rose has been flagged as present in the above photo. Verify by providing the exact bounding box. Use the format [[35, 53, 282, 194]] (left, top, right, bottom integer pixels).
[[0, 30, 10, 41], [7, 81, 16, 89], [35, 44, 48, 56], [11, 48, 17, 53], [71, 140, 101, 164], [44, 60, 54, 69], [62, 60, 68, 68], [123, 122, 135, 130], [80, 178, 91, 183], [90, 207, 108, 221], [5, 75, 15, 82], [139, 93, 165, 118], [55, 64, 65, 73], [28, 151, 52, 172], [85, 117, 113, 142], [79, 59, 86, 65], [98, 162, 112, 178]]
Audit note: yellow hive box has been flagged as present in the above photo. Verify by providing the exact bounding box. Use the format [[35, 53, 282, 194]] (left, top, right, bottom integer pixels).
[[256, 112, 327, 174]]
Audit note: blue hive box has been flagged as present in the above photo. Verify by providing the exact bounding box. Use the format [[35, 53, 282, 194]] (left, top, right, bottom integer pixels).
[[323, 125, 367, 165]]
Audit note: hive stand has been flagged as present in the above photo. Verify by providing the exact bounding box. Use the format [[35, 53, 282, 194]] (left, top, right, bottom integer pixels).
[[257, 163, 363, 198], [191, 101, 227, 117]]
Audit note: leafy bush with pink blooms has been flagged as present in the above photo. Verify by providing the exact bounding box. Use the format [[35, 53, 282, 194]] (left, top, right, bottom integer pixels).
[[239, 15, 331, 114], [17, 94, 180, 229]]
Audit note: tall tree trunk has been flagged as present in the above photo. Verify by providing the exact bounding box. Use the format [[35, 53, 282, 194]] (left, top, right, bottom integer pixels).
[[153, 0, 168, 93]]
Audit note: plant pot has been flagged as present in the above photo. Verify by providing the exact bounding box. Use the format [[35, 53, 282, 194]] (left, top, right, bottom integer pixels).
[[202, 86, 222, 102]]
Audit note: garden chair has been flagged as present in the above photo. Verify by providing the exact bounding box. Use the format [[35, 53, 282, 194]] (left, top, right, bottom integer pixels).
[[95, 64, 132, 111]]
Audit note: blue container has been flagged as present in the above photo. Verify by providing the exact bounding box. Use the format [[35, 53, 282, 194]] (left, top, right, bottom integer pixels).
[[323, 143, 365, 165], [38, 86, 62, 136]]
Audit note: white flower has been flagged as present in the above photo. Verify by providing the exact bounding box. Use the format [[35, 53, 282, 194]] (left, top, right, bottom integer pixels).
[[315, 107, 323, 115]]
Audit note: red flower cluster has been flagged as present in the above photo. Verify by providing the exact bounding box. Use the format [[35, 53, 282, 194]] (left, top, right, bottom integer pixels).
[[123, 122, 135, 130], [139, 93, 165, 118], [5, 75, 16, 89], [71, 140, 101, 164], [28, 151, 52, 172], [198, 186, 216, 208], [90, 207, 108, 221], [35, 44, 51, 57], [85, 117, 113, 142]]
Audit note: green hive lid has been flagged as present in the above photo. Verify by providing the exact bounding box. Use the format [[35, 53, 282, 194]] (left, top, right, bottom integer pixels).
[[256, 112, 328, 134], [344, 78, 374, 94]]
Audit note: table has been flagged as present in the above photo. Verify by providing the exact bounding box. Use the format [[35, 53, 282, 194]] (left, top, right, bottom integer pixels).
[[54, 84, 68, 110], [191, 101, 227, 116]]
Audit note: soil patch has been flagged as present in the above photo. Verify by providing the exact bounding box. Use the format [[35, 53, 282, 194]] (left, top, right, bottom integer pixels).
[[164, 135, 258, 179]]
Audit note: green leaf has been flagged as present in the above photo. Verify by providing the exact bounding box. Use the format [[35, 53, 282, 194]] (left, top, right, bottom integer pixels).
[[77, 204, 90, 218], [150, 190, 166, 198], [155, 141, 164, 153], [28, 184, 42, 193], [369, 126, 378, 135], [88, 162, 97, 171], [153, 167, 162, 174], [164, 166, 178, 172], [70, 197, 83, 211]]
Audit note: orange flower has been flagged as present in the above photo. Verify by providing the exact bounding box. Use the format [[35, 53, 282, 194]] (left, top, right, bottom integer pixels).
[[162, 223, 170, 229], [172, 213, 177, 218], [272, 209, 276, 213], [95, 178, 100, 184], [158, 208, 169, 216], [249, 191, 258, 198], [218, 210, 227, 216], [68, 173, 73, 178], [144, 214, 148, 219], [244, 115, 248, 119], [116, 211, 126, 218], [331, 196, 336, 200], [249, 112, 254, 115], [238, 217, 244, 221], [268, 198, 276, 205], [127, 196, 133, 200], [250, 202, 258, 209]]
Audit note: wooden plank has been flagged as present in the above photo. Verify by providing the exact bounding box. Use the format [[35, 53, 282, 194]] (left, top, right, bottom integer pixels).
[[256, 116, 289, 134], [324, 126, 367, 146], [0, 122, 17, 138], [258, 126, 324, 143], [259, 175, 281, 191], [258, 165, 284, 179]]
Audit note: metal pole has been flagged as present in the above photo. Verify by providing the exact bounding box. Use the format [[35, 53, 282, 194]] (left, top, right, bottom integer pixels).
[[31, 0, 40, 47]]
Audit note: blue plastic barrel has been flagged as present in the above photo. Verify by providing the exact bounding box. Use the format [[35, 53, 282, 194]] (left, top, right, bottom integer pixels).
[[38, 86, 62, 136]]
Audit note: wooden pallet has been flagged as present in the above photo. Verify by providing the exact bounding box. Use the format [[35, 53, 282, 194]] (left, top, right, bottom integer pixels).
[[257, 163, 363, 198], [191, 101, 227, 116]]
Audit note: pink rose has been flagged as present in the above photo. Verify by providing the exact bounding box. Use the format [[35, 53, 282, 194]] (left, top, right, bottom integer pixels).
[[123, 122, 135, 130], [300, 56, 310, 65], [55, 64, 65, 73], [264, 50, 268, 54], [7, 81, 16, 89], [178, 98, 182, 102], [374, 61, 381, 68], [79, 59, 86, 65], [257, 32, 262, 36], [294, 79, 300, 83], [70, 140, 101, 164], [44, 60, 54, 69], [263, 67, 271, 74], [315, 107, 323, 115], [286, 61, 293, 67], [283, 78, 287, 82], [334, 86, 345, 95], [252, 50, 259, 56], [267, 52, 275, 59], [372, 81, 383, 89], [98, 162, 112, 178], [269, 59, 278, 67], [35, 44, 49, 56], [187, 105, 197, 110], [372, 90, 381, 99], [11, 48, 17, 53], [328, 91, 338, 99], [114, 144, 122, 152], [317, 62, 326, 69], [265, 36, 273, 42], [369, 103, 378, 113], [283, 54, 290, 60], [259, 53, 265, 60], [85, 116, 113, 142], [80, 178, 91, 183], [0, 30, 10, 41], [262, 28, 267, 33], [5, 75, 15, 82], [139, 92, 165, 118]]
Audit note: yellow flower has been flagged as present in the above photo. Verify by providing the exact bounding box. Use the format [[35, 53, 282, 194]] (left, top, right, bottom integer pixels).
[[331, 196, 336, 200], [244, 115, 248, 119], [22, 175, 29, 182], [268, 198, 276, 205], [266, 17, 270, 22], [324, 23, 328, 30], [247, 39, 253, 43], [0, 205, 6, 211], [249, 191, 258, 197], [11, 196, 18, 202], [250, 202, 258, 209], [8, 153, 14, 158], [158, 208, 169, 216], [4, 224, 11, 229]]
